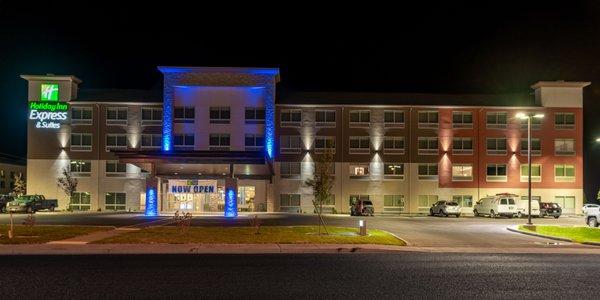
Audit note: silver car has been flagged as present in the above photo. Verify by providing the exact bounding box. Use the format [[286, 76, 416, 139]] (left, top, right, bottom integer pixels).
[[429, 200, 461, 217]]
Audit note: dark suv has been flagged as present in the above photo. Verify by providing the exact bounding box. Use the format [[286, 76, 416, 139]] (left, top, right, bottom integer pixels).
[[540, 202, 562, 218], [350, 200, 374, 216], [0, 195, 13, 213]]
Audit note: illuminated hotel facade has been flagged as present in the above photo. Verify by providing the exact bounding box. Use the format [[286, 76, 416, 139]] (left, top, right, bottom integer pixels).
[[22, 67, 589, 215]]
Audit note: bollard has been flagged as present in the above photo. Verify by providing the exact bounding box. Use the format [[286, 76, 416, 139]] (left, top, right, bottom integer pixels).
[[359, 219, 367, 236]]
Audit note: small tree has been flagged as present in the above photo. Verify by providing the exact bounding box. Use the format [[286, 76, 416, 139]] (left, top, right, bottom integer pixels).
[[12, 173, 26, 196], [57, 167, 78, 210], [305, 147, 335, 235]]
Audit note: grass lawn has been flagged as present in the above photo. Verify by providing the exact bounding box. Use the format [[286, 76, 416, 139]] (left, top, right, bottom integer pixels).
[[95, 226, 405, 246], [0, 225, 114, 244], [518, 225, 600, 243]]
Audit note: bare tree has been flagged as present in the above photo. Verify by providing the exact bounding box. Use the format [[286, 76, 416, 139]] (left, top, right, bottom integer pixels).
[[12, 173, 26, 196], [305, 147, 335, 235], [57, 167, 78, 210]]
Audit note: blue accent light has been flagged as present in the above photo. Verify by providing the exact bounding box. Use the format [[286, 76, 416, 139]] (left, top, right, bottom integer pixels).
[[145, 187, 158, 216], [224, 188, 237, 218], [162, 89, 173, 151], [264, 91, 275, 159]]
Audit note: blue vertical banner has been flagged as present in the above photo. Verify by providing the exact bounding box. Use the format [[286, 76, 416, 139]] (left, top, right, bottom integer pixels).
[[224, 187, 238, 218], [145, 187, 158, 216]]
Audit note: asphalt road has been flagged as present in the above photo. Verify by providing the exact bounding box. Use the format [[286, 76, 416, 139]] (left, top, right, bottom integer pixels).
[[0, 253, 598, 299]]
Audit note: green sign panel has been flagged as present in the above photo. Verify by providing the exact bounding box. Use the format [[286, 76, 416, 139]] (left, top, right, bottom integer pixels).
[[29, 101, 69, 112], [40, 83, 59, 101]]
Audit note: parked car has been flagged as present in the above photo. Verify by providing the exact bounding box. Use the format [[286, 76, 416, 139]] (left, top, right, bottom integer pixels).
[[350, 200, 374, 216], [429, 200, 461, 217], [585, 206, 600, 227], [473, 193, 517, 218], [539, 202, 562, 218], [0, 195, 14, 213], [6, 195, 58, 213], [582, 204, 600, 215], [515, 199, 541, 218]]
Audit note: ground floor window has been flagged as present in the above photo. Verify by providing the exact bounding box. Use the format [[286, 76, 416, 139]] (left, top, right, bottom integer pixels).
[[349, 195, 369, 206], [554, 196, 575, 209], [280, 194, 301, 207], [238, 186, 256, 212], [452, 195, 473, 207], [383, 195, 405, 213], [71, 192, 91, 211], [105, 192, 126, 211], [418, 195, 438, 211], [322, 194, 335, 205]]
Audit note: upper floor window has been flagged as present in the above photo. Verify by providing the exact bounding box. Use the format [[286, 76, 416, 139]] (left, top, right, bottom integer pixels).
[[349, 110, 370, 127], [520, 138, 541, 156], [314, 136, 335, 153], [70, 160, 91, 176], [245, 107, 265, 124], [349, 164, 369, 178], [174, 106, 195, 123], [245, 134, 264, 151], [520, 164, 542, 182], [418, 111, 438, 128], [141, 107, 162, 126], [418, 137, 438, 155], [384, 110, 405, 128], [280, 135, 302, 154], [174, 133, 195, 150], [105, 161, 126, 176], [349, 136, 370, 154], [383, 136, 405, 155], [384, 163, 404, 179], [315, 110, 336, 127], [520, 115, 542, 130], [486, 137, 507, 155], [106, 134, 127, 151], [452, 137, 473, 155], [71, 107, 93, 125], [555, 138, 575, 156], [280, 162, 301, 179], [452, 111, 473, 129], [210, 107, 230, 124], [486, 163, 507, 182], [555, 113, 575, 129], [486, 112, 507, 129], [281, 109, 302, 127], [209, 134, 230, 151], [141, 134, 162, 149], [418, 163, 438, 181], [555, 164, 575, 182], [70, 133, 92, 152], [106, 107, 128, 125], [452, 164, 473, 181]]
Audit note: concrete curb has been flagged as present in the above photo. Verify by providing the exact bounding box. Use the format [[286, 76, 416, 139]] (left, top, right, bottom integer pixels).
[[506, 225, 598, 244]]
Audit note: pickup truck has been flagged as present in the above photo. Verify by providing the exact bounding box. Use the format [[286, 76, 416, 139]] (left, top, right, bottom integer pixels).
[[6, 195, 58, 213]]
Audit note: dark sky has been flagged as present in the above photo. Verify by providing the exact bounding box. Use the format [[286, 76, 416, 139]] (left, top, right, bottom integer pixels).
[[2, 1, 600, 199]]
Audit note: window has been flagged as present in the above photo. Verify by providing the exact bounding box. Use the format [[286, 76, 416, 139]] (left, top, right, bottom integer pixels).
[[70, 133, 92, 151], [349, 136, 370, 154], [106, 107, 128, 125], [418, 163, 438, 180], [281, 109, 302, 127], [384, 110, 405, 127], [554, 196, 576, 210], [384, 163, 404, 179], [418, 111, 439, 128], [141, 134, 162, 149], [245, 107, 265, 124], [280, 162, 301, 178], [418, 137, 438, 155], [106, 134, 127, 151], [70, 192, 91, 211], [106, 161, 126, 176], [209, 107, 230, 124], [174, 133, 195, 150], [418, 195, 439, 211], [520, 164, 542, 182], [520, 116, 542, 130], [245, 134, 264, 151], [349, 195, 369, 206], [70, 160, 91, 176], [141, 107, 162, 125], [486, 138, 507, 155], [315, 110, 336, 127], [554, 139, 575, 156], [452, 137, 473, 155], [452, 111, 473, 128], [315, 136, 335, 153], [280, 135, 302, 154], [174, 106, 195, 123], [71, 107, 93, 125], [349, 164, 369, 178], [555, 164, 575, 182], [486, 164, 507, 182], [349, 110, 370, 127], [520, 138, 541, 156], [209, 134, 229, 150], [322, 195, 335, 206], [452, 164, 473, 181], [383, 137, 405, 155], [105, 192, 126, 211], [486, 112, 507, 129], [453, 195, 473, 207], [383, 195, 405, 213], [280, 194, 301, 207], [555, 113, 575, 129]]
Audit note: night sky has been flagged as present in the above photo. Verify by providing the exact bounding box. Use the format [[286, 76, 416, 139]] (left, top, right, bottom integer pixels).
[[1, 1, 600, 200]]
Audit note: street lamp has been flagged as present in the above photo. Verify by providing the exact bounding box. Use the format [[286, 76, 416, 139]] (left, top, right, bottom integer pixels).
[[516, 112, 544, 225]]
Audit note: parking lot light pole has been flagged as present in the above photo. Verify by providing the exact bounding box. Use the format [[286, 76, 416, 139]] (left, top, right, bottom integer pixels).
[[516, 112, 544, 225]]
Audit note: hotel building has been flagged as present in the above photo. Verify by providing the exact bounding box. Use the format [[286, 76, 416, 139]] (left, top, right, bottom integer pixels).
[[22, 67, 589, 215]]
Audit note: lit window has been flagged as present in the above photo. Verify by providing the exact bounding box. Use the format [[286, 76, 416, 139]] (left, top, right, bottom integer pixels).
[[384, 163, 404, 179], [105, 192, 126, 211], [452, 195, 473, 207], [418, 195, 439, 211], [349, 164, 369, 178], [554, 196, 576, 209], [70, 160, 91, 176], [554, 164, 575, 182], [383, 195, 405, 213], [70, 192, 91, 211], [418, 111, 438, 128], [452, 164, 473, 181], [554, 139, 575, 156], [520, 164, 542, 182]]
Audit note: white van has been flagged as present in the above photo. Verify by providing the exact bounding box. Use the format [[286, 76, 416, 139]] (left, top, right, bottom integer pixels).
[[473, 193, 518, 218], [515, 199, 541, 218]]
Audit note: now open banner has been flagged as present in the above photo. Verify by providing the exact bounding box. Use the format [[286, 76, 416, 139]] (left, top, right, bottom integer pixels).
[[168, 179, 217, 194]]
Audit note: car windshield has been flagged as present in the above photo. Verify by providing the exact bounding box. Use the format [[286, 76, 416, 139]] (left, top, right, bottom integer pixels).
[[446, 202, 459, 206]]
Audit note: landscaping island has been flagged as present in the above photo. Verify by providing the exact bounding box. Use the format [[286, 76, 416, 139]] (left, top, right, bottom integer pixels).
[[518, 225, 600, 244]]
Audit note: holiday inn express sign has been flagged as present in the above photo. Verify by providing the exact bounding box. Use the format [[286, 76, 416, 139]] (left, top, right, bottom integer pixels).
[[40, 83, 59, 101], [29, 83, 69, 129]]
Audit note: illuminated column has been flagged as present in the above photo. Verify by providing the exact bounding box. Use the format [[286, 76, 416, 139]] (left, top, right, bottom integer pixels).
[[145, 177, 158, 216], [162, 77, 174, 151], [264, 85, 275, 159], [224, 177, 238, 217]]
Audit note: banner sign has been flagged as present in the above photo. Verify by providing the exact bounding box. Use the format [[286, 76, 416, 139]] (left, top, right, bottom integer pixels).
[[168, 180, 217, 194]]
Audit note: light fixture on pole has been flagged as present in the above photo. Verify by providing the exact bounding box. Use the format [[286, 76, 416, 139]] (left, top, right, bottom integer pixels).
[[516, 112, 544, 225]]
